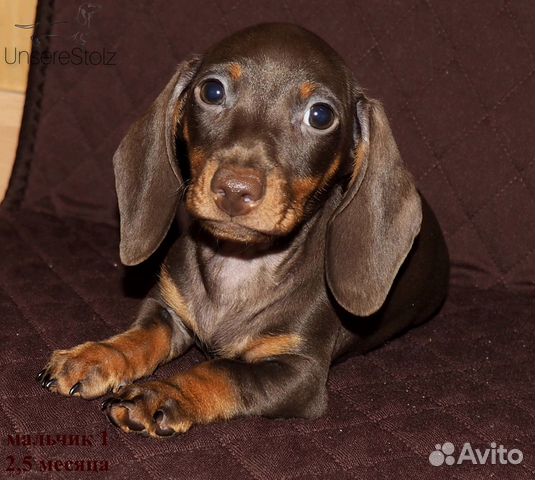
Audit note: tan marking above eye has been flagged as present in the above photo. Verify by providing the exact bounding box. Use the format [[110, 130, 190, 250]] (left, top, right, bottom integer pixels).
[[299, 81, 317, 100], [229, 63, 242, 81]]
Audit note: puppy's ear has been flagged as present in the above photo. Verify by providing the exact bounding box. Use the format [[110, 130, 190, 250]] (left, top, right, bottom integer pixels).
[[326, 98, 422, 316], [113, 57, 200, 266]]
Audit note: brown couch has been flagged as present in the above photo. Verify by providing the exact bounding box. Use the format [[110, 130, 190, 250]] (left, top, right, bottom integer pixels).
[[1, 1, 533, 478]]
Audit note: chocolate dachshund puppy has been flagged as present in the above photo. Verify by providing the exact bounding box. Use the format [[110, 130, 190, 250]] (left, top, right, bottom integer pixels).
[[38, 23, 449, 437]]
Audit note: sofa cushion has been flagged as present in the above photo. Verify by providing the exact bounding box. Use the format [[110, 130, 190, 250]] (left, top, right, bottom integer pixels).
[[0, 208, 533, 478]]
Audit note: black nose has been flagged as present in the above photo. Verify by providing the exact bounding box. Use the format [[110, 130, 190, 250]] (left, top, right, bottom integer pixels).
[[210, 167, 265, 217]]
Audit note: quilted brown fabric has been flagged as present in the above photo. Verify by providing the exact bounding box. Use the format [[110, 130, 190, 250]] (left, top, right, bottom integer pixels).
[[1, 0, 533, 478]]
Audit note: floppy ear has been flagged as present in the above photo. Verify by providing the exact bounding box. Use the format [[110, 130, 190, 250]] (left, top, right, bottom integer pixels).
[[113, 57, 200, 266], [326, 98, 422, 317]]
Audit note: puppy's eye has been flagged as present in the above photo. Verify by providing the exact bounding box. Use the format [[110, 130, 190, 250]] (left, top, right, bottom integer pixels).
[[305, 103, 335, 130], [200, 79, 225, 105]]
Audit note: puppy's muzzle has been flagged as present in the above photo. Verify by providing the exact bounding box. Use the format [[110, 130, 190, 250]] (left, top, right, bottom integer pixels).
[[210, 166, 265, 217]]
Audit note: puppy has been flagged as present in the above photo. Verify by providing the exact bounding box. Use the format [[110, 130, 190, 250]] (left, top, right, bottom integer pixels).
[[38, 23, 449, 437]]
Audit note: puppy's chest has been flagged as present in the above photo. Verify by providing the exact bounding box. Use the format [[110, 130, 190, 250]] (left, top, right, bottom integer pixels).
[[207, 254, 277, 302], [187, 250, 288, 354]]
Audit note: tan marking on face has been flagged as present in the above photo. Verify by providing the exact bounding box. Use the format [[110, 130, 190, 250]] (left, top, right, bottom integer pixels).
[[244, 170, 289, 231], [319, 153, 342, 189], [292, 155, 341, 206], [182, 119, 190, 143], [186, 160, 219, 218], [186, 152, 345, 239], [241, 334, 302, 362], [189, 146, 208, 176], [351, 142, 368, 184], [175, 363, 240, 422], [187, 161, 295, 237], [229, 62, 242, 81], [173, 98, 187, 137], [300, 81, 317, 100], [292, 176, 321, 206], [159, 266, 195, 332], [283, 154, 342, 225]]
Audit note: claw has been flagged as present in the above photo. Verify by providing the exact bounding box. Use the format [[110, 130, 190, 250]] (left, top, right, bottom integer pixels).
[[40, 373, 51, 388], [124, 417, 145, 432], [36, 369, 46, 382], [69, 382, 81, 396], [45, 378, 56, 389], [101, 397, 120, 410], [154, 426, 175, 437]]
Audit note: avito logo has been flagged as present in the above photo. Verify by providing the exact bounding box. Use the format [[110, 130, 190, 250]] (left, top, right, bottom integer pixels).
[[429, 441, 523, 466]]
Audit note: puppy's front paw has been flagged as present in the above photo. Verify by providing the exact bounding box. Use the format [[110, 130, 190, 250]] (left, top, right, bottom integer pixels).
[[37, 342, 131, 399], [102, 382, 192, 438]]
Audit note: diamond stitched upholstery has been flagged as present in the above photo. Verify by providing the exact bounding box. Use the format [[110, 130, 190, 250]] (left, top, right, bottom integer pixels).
[[1, 1, 533, 478]]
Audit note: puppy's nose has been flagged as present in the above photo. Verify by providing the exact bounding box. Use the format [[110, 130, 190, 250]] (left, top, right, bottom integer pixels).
[[211, 167, 265, 217]]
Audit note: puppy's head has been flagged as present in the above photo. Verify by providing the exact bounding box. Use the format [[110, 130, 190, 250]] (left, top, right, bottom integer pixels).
[[114, 23, 421, 316], [180, 24, 354, 244]]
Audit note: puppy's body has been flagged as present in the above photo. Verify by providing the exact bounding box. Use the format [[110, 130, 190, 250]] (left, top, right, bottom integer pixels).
[[164, 187, 447, 363], [164, 189, 337, 357], [38, 23, 449, 437]]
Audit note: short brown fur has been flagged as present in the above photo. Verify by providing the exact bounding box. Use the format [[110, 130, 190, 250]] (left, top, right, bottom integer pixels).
[[351, 142, 368, 184], [40, 23, 449, 440], [159, 266, 195, 331]]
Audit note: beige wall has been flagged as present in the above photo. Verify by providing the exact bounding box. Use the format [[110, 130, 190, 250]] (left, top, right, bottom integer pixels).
[[0, 0, 37, 92], [0, 0, 38, 199]]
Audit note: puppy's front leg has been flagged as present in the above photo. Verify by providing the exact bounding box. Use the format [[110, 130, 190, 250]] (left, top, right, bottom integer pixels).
[[37, 298, 193, 399], [103, 354, 327, 437]]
